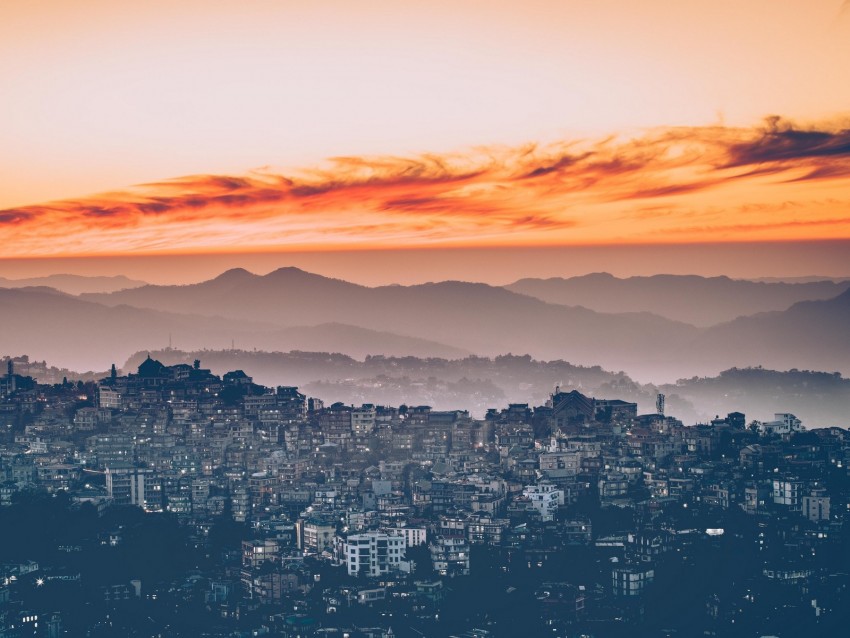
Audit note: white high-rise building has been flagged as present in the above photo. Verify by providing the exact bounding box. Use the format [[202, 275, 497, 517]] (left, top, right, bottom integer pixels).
[[523, 483, 564, 522], [105, 465, 150, 507], [398, 526, 427, 547], [344, 531, 406, 577]]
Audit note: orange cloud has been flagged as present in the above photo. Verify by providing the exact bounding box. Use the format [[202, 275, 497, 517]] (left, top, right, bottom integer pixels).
[[2, 116, 850, 257]]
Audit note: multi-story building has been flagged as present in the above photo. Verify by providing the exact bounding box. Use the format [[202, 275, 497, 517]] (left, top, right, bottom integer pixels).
[[772, 478, 804, 511], [396, 526, 427, 547], [105, 465, 151, 507], [298, 518, 337, 554], [523, 483, 564, 522], [242, 538, 280, 570], [741, 483, 770, 515], [344, 531, 406, 577], [352, 404, 377, 436], [92, 433, 134, 468], [430, 536, 470, 577], [241, 538, 281, 598], [757, 413, 803, 436], [320, 403, 353, 449], [612, 564, 655, 596], [97, 385, 122, 410], [802, 490, 830, 522]]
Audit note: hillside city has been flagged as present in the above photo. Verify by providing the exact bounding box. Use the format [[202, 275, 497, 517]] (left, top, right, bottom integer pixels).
[[1, 355, 850, 637], [3, 1, 849, 638]]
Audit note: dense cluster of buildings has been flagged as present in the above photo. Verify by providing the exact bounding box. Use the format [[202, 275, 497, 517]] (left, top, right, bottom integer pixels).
[[1, 355, 850, 637]]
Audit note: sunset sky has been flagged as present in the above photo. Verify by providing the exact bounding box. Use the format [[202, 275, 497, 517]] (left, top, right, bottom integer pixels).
[[2, 0, 849, 284]]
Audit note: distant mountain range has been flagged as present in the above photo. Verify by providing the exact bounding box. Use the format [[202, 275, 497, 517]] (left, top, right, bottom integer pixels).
[[80, 267, 699, 376], [0, 287, 467, 371], [746, 276, 850, 284], [0, 274, 147, 295], [688, 289, 850, 375], [506, 273, 850, 326], [2, 268, 848, 381]]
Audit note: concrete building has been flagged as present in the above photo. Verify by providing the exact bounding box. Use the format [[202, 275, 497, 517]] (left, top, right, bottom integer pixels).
[[612, 563, 655, 596], [299, 518, 337, 554], [344, 531, 406, 577], [523, 483, 564, 522], [396, 526, 427, 547], [772, 478, 804, 511], [430, 536, 470, 577], [98, 385, 122, 410], [757, 413, 803, 436], [352, 404, 377, 436], [802, 490, 830, 522], [104, 465, 151, 507]]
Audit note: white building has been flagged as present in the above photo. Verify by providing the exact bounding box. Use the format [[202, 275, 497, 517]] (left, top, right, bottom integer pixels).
[[772, 478, 804, 511], [105, 465, 151, 507], [397, 526, 427, 547], [523, 483, 564, 522], [344, 531, 406, 577], [756, 413, 803, 436]]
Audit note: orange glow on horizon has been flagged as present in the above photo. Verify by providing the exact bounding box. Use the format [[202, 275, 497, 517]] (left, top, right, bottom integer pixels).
[[2, 117, 850, 258]]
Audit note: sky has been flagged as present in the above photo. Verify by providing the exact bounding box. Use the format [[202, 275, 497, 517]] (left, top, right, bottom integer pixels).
[[1, 0, 850, 284]]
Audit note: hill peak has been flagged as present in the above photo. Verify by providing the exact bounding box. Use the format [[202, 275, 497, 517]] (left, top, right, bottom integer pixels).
[[577, 272, 617, 281], [264, 266, 313, 278], [262, 267, 362, 288], [212, 267, 256, 282]]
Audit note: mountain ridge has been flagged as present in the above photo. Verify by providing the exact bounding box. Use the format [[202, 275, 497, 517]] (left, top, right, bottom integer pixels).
[[6, 267, 847, 380], [81, 267, 700, 377], [0, 288, 469, 370], [506, 272, 850, 326], [0, 274, 148, 295]]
